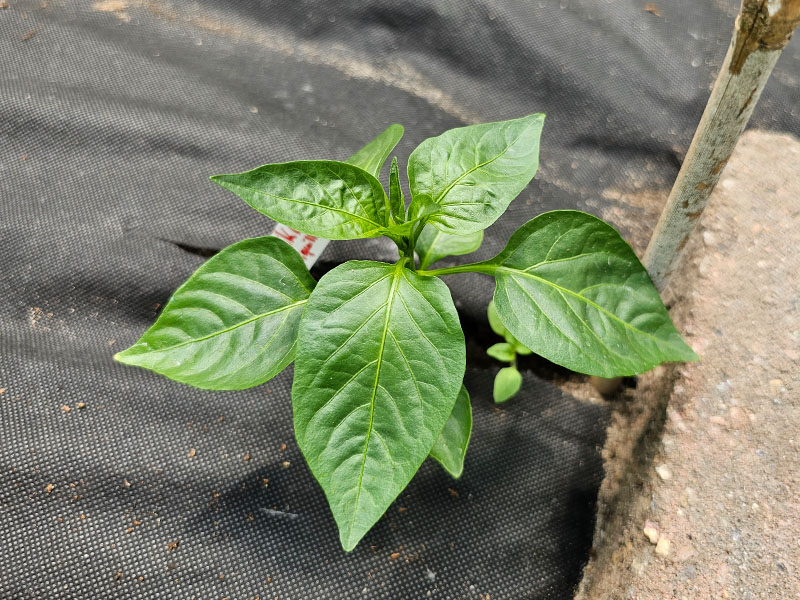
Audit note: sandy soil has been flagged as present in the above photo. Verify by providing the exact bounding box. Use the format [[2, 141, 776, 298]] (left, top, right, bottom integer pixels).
[[578, 129, 800, 599]]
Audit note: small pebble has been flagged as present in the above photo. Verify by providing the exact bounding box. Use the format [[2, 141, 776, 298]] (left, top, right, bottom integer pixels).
[[655, 464, 672, 481], [77, 402, 86, 409], [281, 461, 290, 469], [61, 405, 71, 413], [655, 536, 671, 557], [45, 483, 54, 494], [643, 521, 660, 544]]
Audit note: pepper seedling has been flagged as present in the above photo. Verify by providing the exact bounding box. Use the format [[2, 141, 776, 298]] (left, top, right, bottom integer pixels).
[[486, 300, 533, 403], [115, 115, 697, 551]]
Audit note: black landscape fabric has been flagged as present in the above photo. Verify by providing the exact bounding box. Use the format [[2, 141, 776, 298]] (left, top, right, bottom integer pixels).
[[1, 1, 798, 599]]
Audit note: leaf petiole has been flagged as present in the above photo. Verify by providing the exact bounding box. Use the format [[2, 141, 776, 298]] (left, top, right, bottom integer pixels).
[[415, 262, 497, 277]]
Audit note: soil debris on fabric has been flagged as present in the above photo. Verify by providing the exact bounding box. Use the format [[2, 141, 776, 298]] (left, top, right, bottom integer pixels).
[[644, 3, 662, 17], [578, 130, 800, 599], [92, 0, 130, 21]]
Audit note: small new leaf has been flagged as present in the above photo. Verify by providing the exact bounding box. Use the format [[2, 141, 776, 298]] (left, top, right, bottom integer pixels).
[[486, 211, 698, 377], [429, 385, 472, 479], [405, 194, 439, 224], [115, 237, 315, 390], [514, 342, 533, 356], [407, 114, 544, 235], [389, 157, 405, 224], [211, 161, 389, 240], [486, 343, 516, 363], [493, 366, 522, 404], [292, 260, 465, 551], [416, 226, 483, 270], [345, 124, 404, 178]]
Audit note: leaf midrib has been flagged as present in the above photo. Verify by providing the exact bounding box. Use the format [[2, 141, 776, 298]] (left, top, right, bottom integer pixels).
[[120, 300, 307, 357], [225, 180, 386, 231], [493, 265, 673, 346], [349, 262, 404, 544], [431, 119, 538, 205]]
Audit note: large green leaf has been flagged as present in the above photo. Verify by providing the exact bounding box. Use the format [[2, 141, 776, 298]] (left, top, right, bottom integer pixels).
[[429, 385, 472, 479], [416, 225, 483, 270], [483, 211, 698, 377], [115, 237, 315, 390], [292, 260, 465, 551], [211, 161, 389, 240], [345, 124, 404, 178], [407, 114, 545, 235]]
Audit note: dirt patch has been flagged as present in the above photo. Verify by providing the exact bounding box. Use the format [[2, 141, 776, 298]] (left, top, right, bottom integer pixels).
[[578, 129, 800, 599], [92, 1, 130, 21]]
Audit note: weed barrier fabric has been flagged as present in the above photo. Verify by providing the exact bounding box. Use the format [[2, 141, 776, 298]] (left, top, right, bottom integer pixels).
[[1, 1, 797, 598]]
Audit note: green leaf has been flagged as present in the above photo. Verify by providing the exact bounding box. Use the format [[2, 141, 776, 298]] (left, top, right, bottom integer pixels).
[[405, 193, 439, 224], [493, 366, 522, 403], [292, 260, 466, 551], [384, 220, 414, 239], [416, 225, 483, 270], [486, 342, 515, 363], [487, 300, 506, 336], [211, 160, 389, 240], [429, 385, 472, 479], [514, 342, 533, 356], [503, 329, 523, 348], [407, 114, 545, 235], [345, 124, 404, 178], [485, 211, 699, 377], [388, 157, 405, 224], [115, 237, 315, 390]]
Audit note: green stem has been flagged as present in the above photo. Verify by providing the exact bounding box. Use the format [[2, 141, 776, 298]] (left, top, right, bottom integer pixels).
[[416, 262, 497, 277]]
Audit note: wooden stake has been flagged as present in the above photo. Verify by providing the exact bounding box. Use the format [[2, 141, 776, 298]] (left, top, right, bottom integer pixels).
[[644, 0, 800, 291]]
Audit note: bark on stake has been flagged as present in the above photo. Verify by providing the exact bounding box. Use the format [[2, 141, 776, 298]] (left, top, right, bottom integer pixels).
[[644, 0, 800, 291]]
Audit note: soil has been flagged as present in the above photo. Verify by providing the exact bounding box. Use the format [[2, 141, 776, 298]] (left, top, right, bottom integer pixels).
[[578, 129, 800, 599]]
